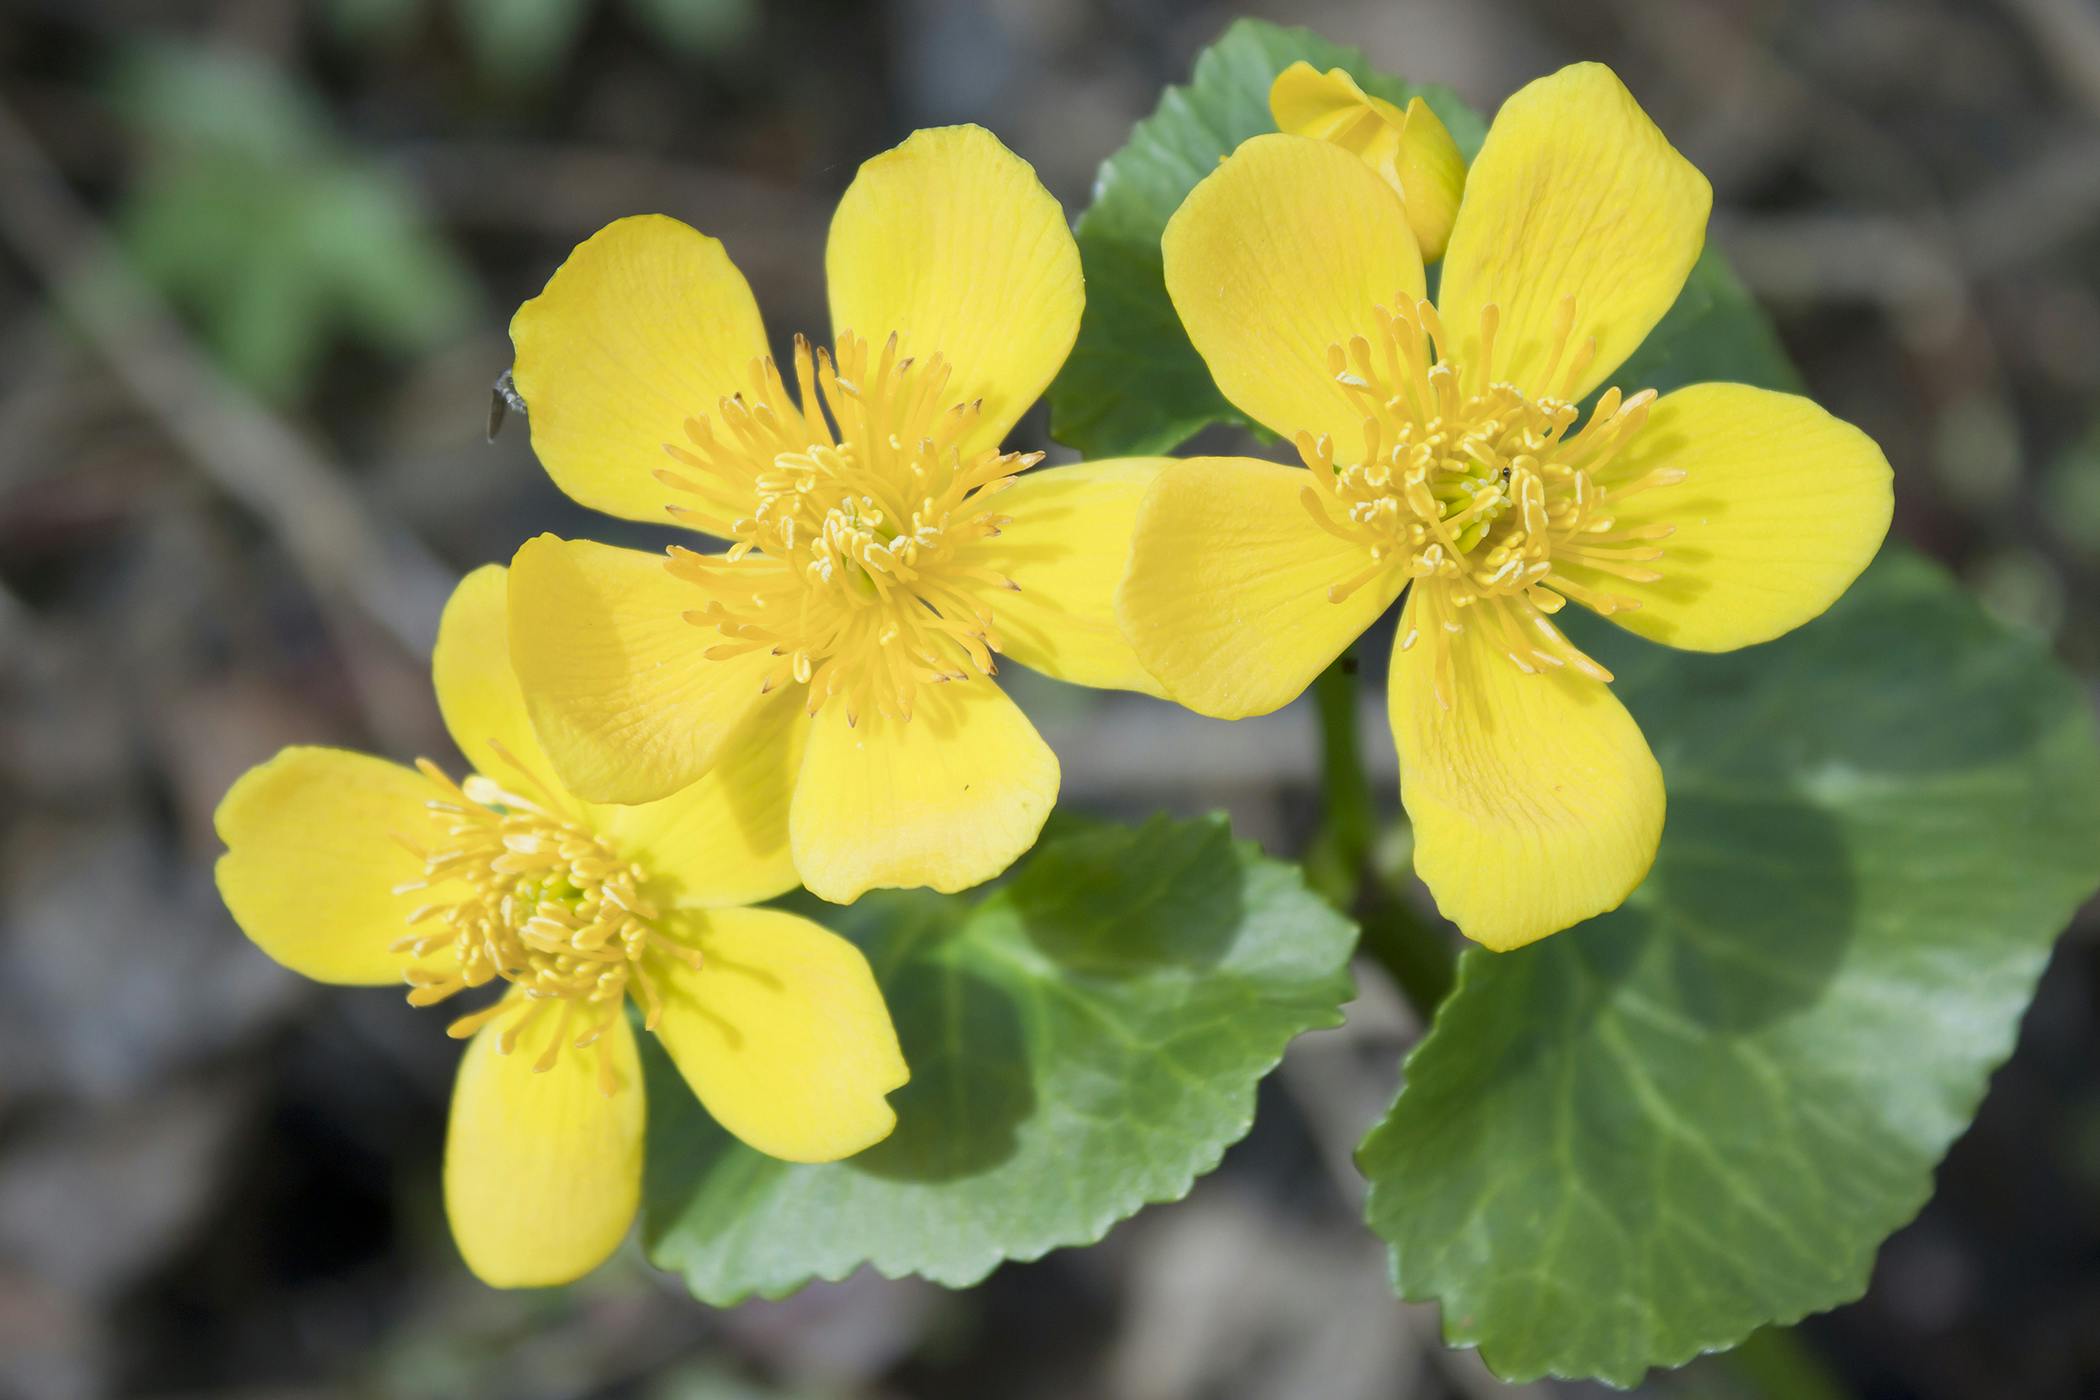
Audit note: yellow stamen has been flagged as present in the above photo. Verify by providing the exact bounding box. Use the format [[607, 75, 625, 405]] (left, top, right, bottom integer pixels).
[[392, 746, 701, 1094], [658, 330, 1028, 723], [1297, 296, 1679, 684]]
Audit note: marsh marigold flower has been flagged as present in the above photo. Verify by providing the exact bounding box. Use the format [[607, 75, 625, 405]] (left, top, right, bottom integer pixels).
[[213, 568, 906, 1287], [504, 125, 1169, 903], [1269, 61, 1464, 260], [1119, 63, 1893, 950]]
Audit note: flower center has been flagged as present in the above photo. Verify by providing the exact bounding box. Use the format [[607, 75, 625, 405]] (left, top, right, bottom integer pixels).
[[1295, 294, 1684, 706], [656, 331, 1034, 725], [388, 746, 700, 1094]]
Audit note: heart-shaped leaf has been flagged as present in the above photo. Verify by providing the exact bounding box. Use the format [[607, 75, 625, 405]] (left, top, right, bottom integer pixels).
[[642, 814, 1357, 1301], [1360, 547, 2100, 1384]]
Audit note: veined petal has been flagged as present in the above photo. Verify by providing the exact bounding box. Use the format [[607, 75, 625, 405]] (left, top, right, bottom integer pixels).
[[1437, 63, 1710, 402], [791, 678, 1057, 902], [510, 214, 768, 536], [507, 534, 773, 806], [1269, 63, 1464, 260], [433, 563, 566, 800], [1559, 383, 1893, 651], [599, 690, 808, 909], [1115, 456, 1404, 719], [1162, 132, 1425, 465], [825, 125, 1081, 456], [651, 907, 906, 1163], [981, 457, 1171, 697], [1390, 588, 1665, 951], [444, 1006, 644, 1289], [213, 746, 434, 985]]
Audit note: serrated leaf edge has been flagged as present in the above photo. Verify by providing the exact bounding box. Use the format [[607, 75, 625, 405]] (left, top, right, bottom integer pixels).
[[650, 821, 1359, 1306]]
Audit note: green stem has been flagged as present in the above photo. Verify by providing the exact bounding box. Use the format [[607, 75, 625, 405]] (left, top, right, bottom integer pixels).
[[1311, 658, 1374, 886], [1359, 893, 1456, 1015], [1309, 655, 1456, 1017]]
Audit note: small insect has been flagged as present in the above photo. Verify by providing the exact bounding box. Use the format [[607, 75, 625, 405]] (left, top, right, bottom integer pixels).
[[487, 369, 528, 442]]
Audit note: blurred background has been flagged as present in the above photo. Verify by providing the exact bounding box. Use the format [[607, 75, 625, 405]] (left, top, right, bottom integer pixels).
[[3, 0, 2098, 1395]]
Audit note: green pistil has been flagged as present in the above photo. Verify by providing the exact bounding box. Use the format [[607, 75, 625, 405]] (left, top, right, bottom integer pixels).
[[842, 556, 881, 600], [515, 872, 585, 917]]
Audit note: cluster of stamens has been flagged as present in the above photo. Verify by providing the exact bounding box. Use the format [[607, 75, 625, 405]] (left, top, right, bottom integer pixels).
[[1295, 293, 1685, 707], [388, 744, 701, 1096], [656, 331, 1032, 725]]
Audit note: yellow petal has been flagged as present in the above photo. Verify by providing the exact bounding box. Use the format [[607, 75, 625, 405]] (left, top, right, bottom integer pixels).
[[1115, 456, 1403, 719], [825, 125, 1081, 455], [791, 678, 1057, 902], [1389, 98, 1466, 263], [1558, 383, 1893, 651], [1268, 64, 1464, 260], [1437, 63, 1710, 401], [213, 746, 432, 985], [650, 907, 906, 1163], [1269, 60, 1401, 138], [599, 690, 808, 909], [510, 214, 768, 535], [1389, 589, 1664, 950], [432, 563, 566, 797], [1162, 132, 1425, 465], [981, 458, 1170, 697], [444, 1006, 644, 1288], [507, 534, 773, 806]]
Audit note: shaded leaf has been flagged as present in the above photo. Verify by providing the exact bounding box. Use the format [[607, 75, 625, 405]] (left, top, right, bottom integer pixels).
[[1360, 547, 2100, 1384], [1045, 19, 1482, 458], [642, 814, 1357, 1301], [1610, 249, 1804, 399]]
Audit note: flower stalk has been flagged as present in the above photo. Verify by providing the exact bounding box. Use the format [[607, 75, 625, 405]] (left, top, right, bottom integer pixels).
[[1310, 654, 1454, 1017]]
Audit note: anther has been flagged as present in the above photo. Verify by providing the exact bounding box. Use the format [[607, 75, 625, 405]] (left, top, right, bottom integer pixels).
[[1291, 294, 1683, 696], [654, 330, 1037, 724], [387, 757, 707, 1094]]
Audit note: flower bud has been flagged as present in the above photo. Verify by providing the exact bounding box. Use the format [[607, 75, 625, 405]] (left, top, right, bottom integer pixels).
[[1270, 61, 1465, 261]]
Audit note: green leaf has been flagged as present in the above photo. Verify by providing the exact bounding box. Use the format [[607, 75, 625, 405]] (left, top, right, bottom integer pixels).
[[1046, 18, 1801, 458], [1050, 22, 2094, 1383], [110, 44, 476, 400], [1045, 18, 1483, 458], [456, 0, 588, 86], [1608, 248, 1804, 399], [1359, 546, 2100, 1385], [641, 814, 1357, 1301]]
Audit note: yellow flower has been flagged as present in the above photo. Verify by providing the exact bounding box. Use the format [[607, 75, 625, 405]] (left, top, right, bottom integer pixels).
[[213, 568, 907, 1288], [503, 125, 1169, 903], [1120, 63, 1893, 951], [1269, 61, 1465, 260]]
